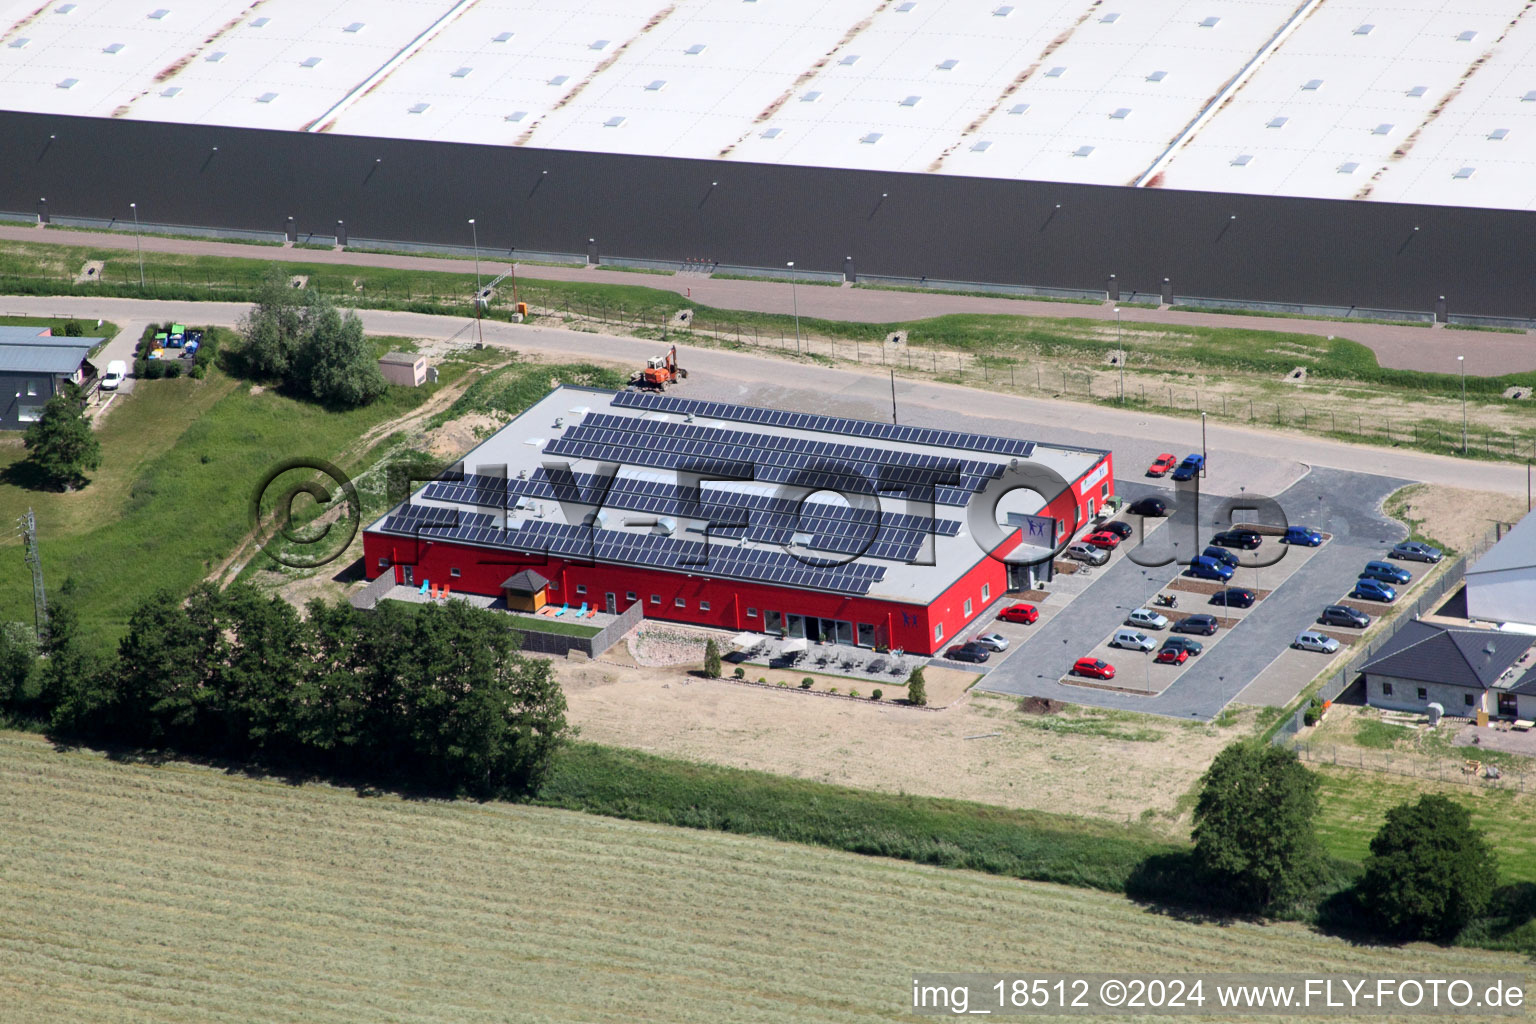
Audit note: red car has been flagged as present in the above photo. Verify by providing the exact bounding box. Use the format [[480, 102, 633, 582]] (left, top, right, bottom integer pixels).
[[1154, 647, 1189, 665], [1147, 453, 1178, 476], [1084, 530, 1121, 549], [1073, 657, 1116, 680], [997, 603, 1039, 625]]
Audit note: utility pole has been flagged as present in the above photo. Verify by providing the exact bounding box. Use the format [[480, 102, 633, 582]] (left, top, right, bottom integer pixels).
[[1458, 355, 1467, 455], [469, 218, 483, 345], [18, 509, 46, 641], [1115, 306, 1123, 402], [890, 369, 898, 424], [129, 202, 144, 288], [786, 261, 801, 353]]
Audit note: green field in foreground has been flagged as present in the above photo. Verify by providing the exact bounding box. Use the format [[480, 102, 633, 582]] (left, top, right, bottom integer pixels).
[[0, 731, 1526, 1024]]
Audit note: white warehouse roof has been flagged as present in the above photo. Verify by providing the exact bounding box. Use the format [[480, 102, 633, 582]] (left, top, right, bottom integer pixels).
[[4, 0, 1536, 210]]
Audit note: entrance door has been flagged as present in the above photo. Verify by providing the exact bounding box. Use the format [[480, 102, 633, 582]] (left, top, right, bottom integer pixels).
[[605, 592, 617, 614], [402, 565, 414, 586], [1499, 693, 1518, 718], [786, 614, 806, 639], [766, 610, 784, 635]]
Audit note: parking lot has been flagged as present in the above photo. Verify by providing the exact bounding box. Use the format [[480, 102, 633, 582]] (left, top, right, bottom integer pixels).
[[966, 466, 1416, 720]]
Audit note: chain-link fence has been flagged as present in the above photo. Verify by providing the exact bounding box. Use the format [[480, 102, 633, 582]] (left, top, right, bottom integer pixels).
[[1293, 740, 1533, 792]]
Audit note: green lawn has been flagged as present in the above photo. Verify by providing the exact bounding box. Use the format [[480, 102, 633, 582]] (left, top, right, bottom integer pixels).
[[508, 613, 600, 637]]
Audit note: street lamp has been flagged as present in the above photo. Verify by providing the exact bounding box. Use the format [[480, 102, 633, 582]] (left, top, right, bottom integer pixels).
[[468, 218, 481, 296], [786, 261, 801, 353], [1458, 355, 1467, 455], [1200, 411, 1208, 478], [129, 202, 144, 288], [1114, 306, 1123, 402]]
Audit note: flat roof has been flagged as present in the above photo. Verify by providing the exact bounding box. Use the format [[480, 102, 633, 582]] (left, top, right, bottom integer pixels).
[[366, 386, 1106, 604], [4, 0, 1535, 210]]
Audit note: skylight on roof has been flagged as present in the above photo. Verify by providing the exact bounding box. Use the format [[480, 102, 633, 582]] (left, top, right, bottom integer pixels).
[[206, 50, 226, 62], [549, 75, 569, 86], [1101, 11, 1120, 22], [1231, 153, 1253, 166], [250, 16, 269, 27], [103, 42, 125, 54], [1267, 116, 1288, 128], [1456, 30, 1477, 42], [1199, 16, 1220, 27], [493, 31, 512, 43], [300, 57, 322, 68], [451, 66, 472, 78], [1338, 161, 1359, 174], [895, 1, 917, 10], [1073, 145, 1094, 157], [644, 79, 666, 91], [1407, 85, 1428, 97], [161, 86, 180, 97], [505, 111, 526, 122], [937, 58, 958, 70], [993, 4, 1013, 15], [257, 91, 277, 103], [1110, 107, 1130, 119], [1044, 66, 1065, 78], [1008, 102, 1029, 114], [1354, 23, 1374, 35], [408, 102, 430, 114], [861, 132, 883, 144], [899, 95, 921, 107], [148, 8, 169, 19], [55, 3, 74, 12], [761, 127, 782, 138], [1147, 70, 1167, 82], [684, 43, 705, 55], [1302, 78, 1322, 91], [839, 54, 860, 65], [1490, 127, 1510, 140], [1524, 90, 1536, 102], [1372, 123, 1393, 135], [971, 140, 992, 151], [57, 77, 77, 88], [8, 37, 28, 48], [802, 90, 822, 102], [1453, 166, 1476, 179], [589, 39, 609, 50], [604, 115, 626, 127], [344, 21, 364, 33]]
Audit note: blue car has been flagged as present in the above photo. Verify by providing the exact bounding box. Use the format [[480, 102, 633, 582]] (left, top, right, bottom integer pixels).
[[1360, 560, 1411, 585], [1186, 556, 1235, 581], [1350, 578, 1397, 603], [1169, 454, 1205, 482], [1284, 525, 1324, 546], [1201, 546, 1240, 569]]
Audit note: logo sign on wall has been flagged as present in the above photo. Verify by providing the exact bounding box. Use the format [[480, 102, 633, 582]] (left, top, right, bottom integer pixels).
[[1006, 512, 1057, 549]]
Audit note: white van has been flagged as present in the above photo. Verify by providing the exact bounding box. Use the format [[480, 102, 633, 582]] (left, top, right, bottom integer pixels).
[[1111, 629, 1155, 652], [100, 360, 127, 390]]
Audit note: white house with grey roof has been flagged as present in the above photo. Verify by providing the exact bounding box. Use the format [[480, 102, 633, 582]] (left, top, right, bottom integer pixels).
[[0, 325, 101, 430], [1465, 512, 1536, 632], [1363, 619, 1536, 719]]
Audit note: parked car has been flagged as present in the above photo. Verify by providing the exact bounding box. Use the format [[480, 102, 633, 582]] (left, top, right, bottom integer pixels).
[[1154, 646, 1189, 665], [1319, 604, 1370, 629], [971, 632, 1009, 652], [1391, 540, 1443, 563], [945, 643, 991, 664], [1349, 579, 1397, 603], [1293, 630, 1341, 654], [1172, 614, 1219, 635], [1360, 560, 1412, 585], [1186, 556, 1235, 582], [1201, 546, 1241, 569], [1073, 657, 1116, 680], [1160, 636, 1204, 657], [1066, 542, 1110, 566], [1099, 520, 1134, 540], [1112, 629, 1156, 652], [997, 603, 1039, 625], [1210, 588, 1256, 608], [1283, 525, 1324, 546], [1084, 530, 1122, 550], [1126, 608, 1170, 630], [100, 359, 127, 391], [1169, 454, 1205, 481], [1147, 453, 1178, 477], [1127, 497, 1168, 518], [1211, 528, 1263, 550]]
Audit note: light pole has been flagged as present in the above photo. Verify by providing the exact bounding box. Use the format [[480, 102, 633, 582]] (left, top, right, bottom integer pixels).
[[1458, 355, 1467, 454], [1115, 306, 1123, 402], [468, 218, 481, 295], [129, 202, 144, 288], [1200, 411, 1208, 478], [786, 261, 801, 353]]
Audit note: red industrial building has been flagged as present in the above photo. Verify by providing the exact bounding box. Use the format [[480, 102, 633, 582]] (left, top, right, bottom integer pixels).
[[363, 387, 1113, 655]]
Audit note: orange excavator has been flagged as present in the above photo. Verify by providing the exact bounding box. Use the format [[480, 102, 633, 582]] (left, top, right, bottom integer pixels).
[[629, 344, 688, 391]]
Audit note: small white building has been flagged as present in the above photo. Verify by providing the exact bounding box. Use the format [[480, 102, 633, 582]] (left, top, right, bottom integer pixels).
[[378, 351, 427, 388], [1465, 513, 1536, 629]]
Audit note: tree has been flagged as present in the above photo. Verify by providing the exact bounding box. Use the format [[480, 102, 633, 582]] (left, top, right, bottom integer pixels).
[[1359, 795, 1497, 941], [39, 579, 110, 738], [906, 666, 928, 706], [702, 639, 722, 678], [0, 622, 36, 716], [23, 386, 100, 489], [236, 266, 305, 379], [293, 292, 386, 407], [1191, 740, 1323, 911]]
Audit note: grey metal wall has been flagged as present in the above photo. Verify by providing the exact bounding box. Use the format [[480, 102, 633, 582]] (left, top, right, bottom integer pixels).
[[5, 109, 1535, 318]]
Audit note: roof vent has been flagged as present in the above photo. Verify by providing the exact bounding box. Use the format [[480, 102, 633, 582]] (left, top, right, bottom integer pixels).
[[55, 2, 75, 11], [971, 139, 993, 151], [1407, 85, 1428, 97], [1044, 66, 1065, 78], [684, 43, 706, 55], [206, 50, 226, 62], [861, 132, 883, 144], [148, 8, 170, 19], [899, 95, 921, 106], [57, 77, 78, 88], [993, 5, 1013, 15], [160, 86, 181, 97], [344, 21, 364, 33], [1231, 153, 1253, 166], [1490, 127, 1510, 140], [839, 54, 860, 65], [1110, 107, 1131, 119], [493, 31, 513, 43], [7, 37, 28, 48], [300, 56, 322, 68], [257, 91, 278, 104], [250, 16, 269, 27], [1008, 102, 1030, 114], [1457, 30, 1477, 42], [549, 74, 569, 85], [1338, 161, 1359, 174], [761, 127, 783, 138], [505, 110, 527, 122], [1354, 23, 1374, 35], [1072, 144, 1094, 157], [895, 1, 917, 10], [1199, 16, 1220, 27], [1267, 116, 1288, 128], [1371, 123, 1393, 135], [1101, 11, 1120, 22], [603, 115, 626, 127], [589, 39, 609, 50], [937, 58, 958, 70], [451, 66, 472, 78], [645, 79, 666, 91], [408, 102, 430, 114], [1453, 166, 1476, 179], [103, 42, 125, 54], [802, 90, 822, 102], [655, 517, 676, 536], [1302, 78, 1322, 91], [1147, 70, 1167, 82]]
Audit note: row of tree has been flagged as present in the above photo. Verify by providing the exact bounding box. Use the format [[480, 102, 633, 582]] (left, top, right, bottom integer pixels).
[[1191, 741, 1497, 941], [5, 584, 569, 798], [235, 268, 388, 407]]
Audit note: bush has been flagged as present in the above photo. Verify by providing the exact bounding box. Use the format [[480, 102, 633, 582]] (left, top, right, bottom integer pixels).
[[871, 689, 883, 701], [62, 319, 83, 337], [703, 639, 722, 679], [848, 689, 859, 698], [906, 667, 928, 706], [800, 678, 814, 689], [828, 687, 839, 695], [163, 361, 182, 378], [141, 359, 166, 380], [733, 666, 745, 679], [1358, 795, 1497, 941], [1303, 696, 1324, 727]]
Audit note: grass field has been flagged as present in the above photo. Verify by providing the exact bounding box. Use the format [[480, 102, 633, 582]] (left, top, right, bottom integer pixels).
[[1, 729, 1527, 1024]]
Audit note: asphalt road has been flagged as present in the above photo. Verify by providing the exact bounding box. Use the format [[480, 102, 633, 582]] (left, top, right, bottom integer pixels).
[[3, 223, 1535, 374]]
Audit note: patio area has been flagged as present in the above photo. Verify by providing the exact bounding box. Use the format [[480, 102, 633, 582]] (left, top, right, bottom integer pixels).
[[378, 585, 626, 630], [728, 633, 925, 684]]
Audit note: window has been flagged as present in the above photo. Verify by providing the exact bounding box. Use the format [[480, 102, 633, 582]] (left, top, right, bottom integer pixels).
[[981, 583, 990, 602], [576, 584, 587, 595], [1465, 693, 1475, 707], [963, 598, 973, 617], [25, 382, 37, 397], [1382, 682, 1393, 696], [746, 607, 758, 617], [650, 594, 661, 605], [626, 591, 637, 602], [548, 581, 558, 591], [450, 568, 462, 578], [377, 557, 389, 568], [675, 597, 686, 608], [934, 623, 944, 642], [1101, 483, 1109, 498], [1417, 687, 1428, 700], [17, 406, 41, 423], [699, 601, 711, 612]]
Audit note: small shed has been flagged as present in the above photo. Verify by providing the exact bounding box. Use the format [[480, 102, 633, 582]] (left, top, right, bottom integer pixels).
[[379, 350, 427, 387], [501, 569, 550, 612]]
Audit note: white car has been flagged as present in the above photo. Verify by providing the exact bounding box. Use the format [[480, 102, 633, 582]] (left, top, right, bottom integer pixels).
[[972, 632, 1009, 652], [1126, 608, 1169, 630], [1111, 629, 1155, 652], [100, 359, 127, 391], [1293, 630, 1341, 654]]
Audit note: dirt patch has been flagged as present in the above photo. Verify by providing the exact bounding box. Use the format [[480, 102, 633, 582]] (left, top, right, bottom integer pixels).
[[1284, 366, 1307, 383], [1317, 628, 1362, 646], [1017, 696, 1064, 715], [422, 412, 502, 459], [1387, 483, 1525, 556]]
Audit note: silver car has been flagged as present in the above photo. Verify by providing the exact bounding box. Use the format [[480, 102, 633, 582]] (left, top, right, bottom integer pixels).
[[1390, 540, 1442, 563], [1066, 542, 1109, 565], [1293, 630, 1341, 653], [972, 632, 1010, 652]]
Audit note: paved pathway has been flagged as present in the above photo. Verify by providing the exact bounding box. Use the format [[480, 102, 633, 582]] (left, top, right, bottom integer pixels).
[[3, 224, 1533, 374]]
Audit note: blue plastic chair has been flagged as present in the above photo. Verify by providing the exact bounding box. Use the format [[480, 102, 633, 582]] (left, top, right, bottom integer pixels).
[[418, 579, 429, 595], [555, 603, 570, 617]]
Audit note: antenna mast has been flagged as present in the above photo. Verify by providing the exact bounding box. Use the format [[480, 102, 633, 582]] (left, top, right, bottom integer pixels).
[[18, 509, 47, 641]]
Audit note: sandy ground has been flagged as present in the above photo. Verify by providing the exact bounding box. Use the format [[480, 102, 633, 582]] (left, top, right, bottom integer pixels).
[[1389, 482, 1528, 555], [558, 657, 1248, 830]]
